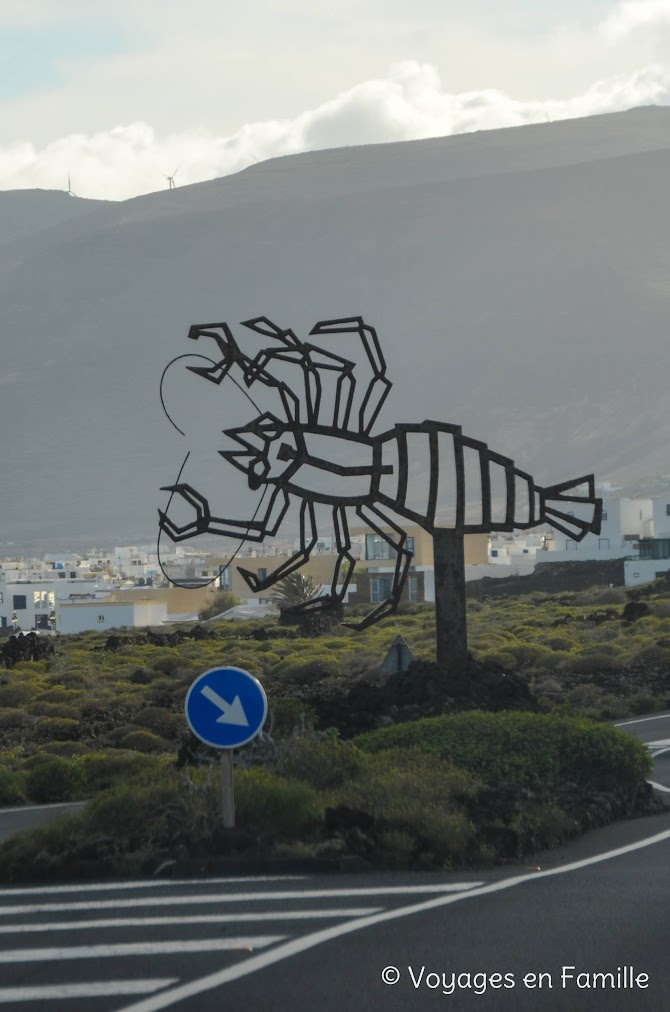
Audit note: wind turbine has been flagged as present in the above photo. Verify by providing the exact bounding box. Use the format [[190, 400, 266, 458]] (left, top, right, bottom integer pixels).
[[163, 167, 179, 190], [66, 173, 76, 197]]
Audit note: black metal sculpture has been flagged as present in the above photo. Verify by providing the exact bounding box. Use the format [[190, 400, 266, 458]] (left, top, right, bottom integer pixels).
[[159, 317, 602, 638]]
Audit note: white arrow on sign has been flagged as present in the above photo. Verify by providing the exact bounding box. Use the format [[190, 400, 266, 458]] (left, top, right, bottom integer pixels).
[[201, 684, 249, 726]]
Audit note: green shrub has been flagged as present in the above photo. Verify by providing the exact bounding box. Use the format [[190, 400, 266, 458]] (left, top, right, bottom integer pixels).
[[134, 707, 181, 738], [118, 730, 167, 753], [151, 655, 180, 676], [266, 699, 317, 739], [199, 591, 240, 620], [544, 635, 576, 652], [128, 666, 155, 685], [566, 684, 608, 708], [271, 655, 342, 683], [35, 688, 83, 705], [0, 683, 37, 708], [561, 652, 623, 673], [0, 767, 26, 805], [28, 702, 81, 719], [630, 692, 661, 715], [234, 768, 324, 841], [478, 650, 519, 671], [38, 742, 90, 758], [106, 723, 143, 744], [79, 751, 165, 792], [35, 717, 80, 741], [504, 644, 553, 669], [0, 709, 31, 730], [26, 757, 86, 803], [509, 803, 579, 851], [633, 645, 670, 668], [533, 677, 563, 698], [355, 711, 650, 793], [82, 779, 195, 851], [280, 731, 369, 789], [337, 750, 480, 866]]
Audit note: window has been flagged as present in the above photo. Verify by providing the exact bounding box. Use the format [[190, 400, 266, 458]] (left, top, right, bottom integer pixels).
[[598, 538, 610, 549], [257, 568, 268, 581], [69, 571, 76, 579], [370, 576, 392, 603], [218, 566, 232, 590], [12, 595, 27, 610], [601, 511, 608, 522], [365, 534, 414, 560], [408, 575, 419, 602], [666, 505, 670, 517], [0, 593, 3, 604], [97, 614, 105, 623]]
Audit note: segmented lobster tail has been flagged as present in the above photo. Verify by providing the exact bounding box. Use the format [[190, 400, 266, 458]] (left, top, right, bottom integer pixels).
[[539, 475, 602, 542]]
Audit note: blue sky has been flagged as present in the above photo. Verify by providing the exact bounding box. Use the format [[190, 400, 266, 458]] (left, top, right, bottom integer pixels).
[[0, 22, 133, 101], [0, 0, 667, 198]]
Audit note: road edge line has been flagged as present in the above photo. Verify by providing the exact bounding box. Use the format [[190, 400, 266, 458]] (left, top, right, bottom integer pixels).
[[114, 822, 670, 1012]]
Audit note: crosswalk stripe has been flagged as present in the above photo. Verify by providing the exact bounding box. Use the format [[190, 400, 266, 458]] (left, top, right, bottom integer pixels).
[[0, 937, 285, 963], [0, 980, 178, 1003], [0, 909, 383, 933], [0, 883, 482, 917], [0, 875, 305, 898]]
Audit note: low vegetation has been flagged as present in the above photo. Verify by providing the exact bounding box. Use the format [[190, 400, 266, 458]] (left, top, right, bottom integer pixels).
[[0, 578, 668, 879], [0, 714, 653, 880]]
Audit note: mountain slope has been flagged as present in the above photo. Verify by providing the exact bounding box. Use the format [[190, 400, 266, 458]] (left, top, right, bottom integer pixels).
[[1, 107, 669, 546]]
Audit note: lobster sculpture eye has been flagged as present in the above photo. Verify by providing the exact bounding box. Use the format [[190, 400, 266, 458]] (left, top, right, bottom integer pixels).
[[248, 457, 270, 490], [277, 442, 296, 462]]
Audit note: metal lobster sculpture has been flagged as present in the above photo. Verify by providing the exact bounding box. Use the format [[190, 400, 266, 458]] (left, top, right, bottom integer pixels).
[[159, 317, 602, 630]]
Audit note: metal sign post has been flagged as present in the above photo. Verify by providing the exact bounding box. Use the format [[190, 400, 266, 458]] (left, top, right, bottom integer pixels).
[[433, 528, 467, 672], [185, 666, 268, 830], [220, 751, 235, 830]]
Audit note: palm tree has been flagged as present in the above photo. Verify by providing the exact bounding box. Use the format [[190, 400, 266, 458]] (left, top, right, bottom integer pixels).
[[271, 573, 323, 610]]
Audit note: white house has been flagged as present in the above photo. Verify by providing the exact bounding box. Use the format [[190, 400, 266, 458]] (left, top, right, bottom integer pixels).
[[57, 599, 168, 634], [0, 573, 112, 632], [535, 496, 652, 563], [624, 494, 670, 586]]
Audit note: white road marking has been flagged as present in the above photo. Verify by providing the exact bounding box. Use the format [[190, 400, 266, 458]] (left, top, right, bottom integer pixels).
[[615, 713, 670, 727], [649, 779, 670, 794], [0, 883, 481, 917], [0, 937, 284, 963], [0, 980, 177, 1003], [117, 824, 670, 1012], [0, 875, 305, 898], [0, 909, 383, 934], [0, 802, 85, 815]]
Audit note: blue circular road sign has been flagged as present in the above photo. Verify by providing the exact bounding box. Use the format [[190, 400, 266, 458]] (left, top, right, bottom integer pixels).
[[185, 666, 268, 749]]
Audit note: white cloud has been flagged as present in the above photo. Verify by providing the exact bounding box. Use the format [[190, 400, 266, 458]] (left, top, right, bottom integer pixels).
[[599, 0, 670, 41], [1, 59, 668, 201]]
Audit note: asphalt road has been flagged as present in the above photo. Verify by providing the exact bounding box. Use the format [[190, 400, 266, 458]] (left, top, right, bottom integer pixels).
[[0, 803, 86, 843], [614, 710, 670, 794], [0, 714, 667, 1011]]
